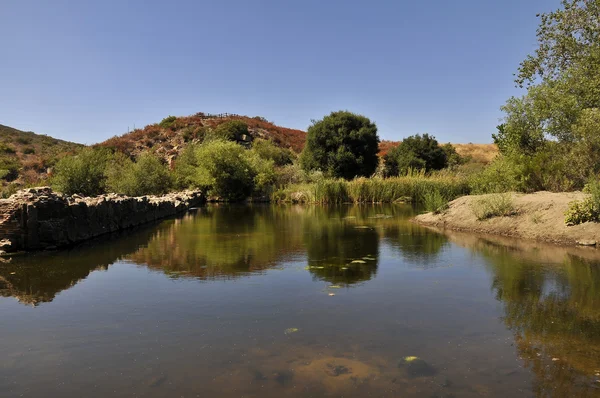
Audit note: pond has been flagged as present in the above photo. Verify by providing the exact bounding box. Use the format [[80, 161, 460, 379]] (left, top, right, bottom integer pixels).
[[1, 204, 600, 397]]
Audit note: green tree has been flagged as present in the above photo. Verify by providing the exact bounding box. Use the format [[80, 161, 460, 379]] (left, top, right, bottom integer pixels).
[[494, 1, 600, 191], [51, 147, 113, 195], [106, 152, 173, 196], [300, 111, 379, 179], [383, 134, 448, 177]]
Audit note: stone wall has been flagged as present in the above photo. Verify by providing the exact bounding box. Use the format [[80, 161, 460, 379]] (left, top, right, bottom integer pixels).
[[0, 187, 204, 253]]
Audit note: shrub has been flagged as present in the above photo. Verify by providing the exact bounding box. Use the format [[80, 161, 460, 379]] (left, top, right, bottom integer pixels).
[[251, 138, 294, 166], [0, 156, 20, 182], [565, 179, 600, 225], [159, 116, 177, 129], [182, 140, 274, 201], [16, 137, 32, 145], [23, 147, 35, 154], [51, 147, 114, 195], [383, 134, 449, 177], [470, 193, 515, 220], [469, 156, 522, 194], [300, 111, 380, 179], [212, 120, 250, 142], [0, 143, 16, 154], [106, 152, 173, 196]]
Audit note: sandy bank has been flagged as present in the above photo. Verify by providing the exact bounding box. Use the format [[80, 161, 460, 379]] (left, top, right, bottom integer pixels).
[[413, 192, 600, 247]]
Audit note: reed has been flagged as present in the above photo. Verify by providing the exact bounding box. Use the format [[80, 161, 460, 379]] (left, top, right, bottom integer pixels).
[[272, 172, 469, 206]]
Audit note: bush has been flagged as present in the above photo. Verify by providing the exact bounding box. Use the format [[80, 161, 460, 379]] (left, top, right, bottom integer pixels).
[[0, 156, 20, 182], [468, 156, 522, 194], [251, 138, 294, 166], [300, 111, 380, 179], [0, 143, 16, 154], [159, 116, 177, 129], [51, 147, 113, 195], [212, 120, 250, 142], [15, 137, 32, 145], [23, 147, 35, 154], [565, 179, 600, 225], [106, 152, 173, 196], [383, 134, 449, 177], [178, 140, 275, 201], [470, 193, 515, 220]]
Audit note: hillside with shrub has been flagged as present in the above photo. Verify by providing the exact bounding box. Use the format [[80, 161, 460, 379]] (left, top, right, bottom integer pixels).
[[0, 124, 83, 197], [99, 113, 307, 164]]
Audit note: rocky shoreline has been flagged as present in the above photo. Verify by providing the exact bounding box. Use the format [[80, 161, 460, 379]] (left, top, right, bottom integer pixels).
[[0, 187, 205, 253]]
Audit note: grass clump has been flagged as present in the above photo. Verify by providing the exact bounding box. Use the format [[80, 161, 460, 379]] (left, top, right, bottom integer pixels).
[[470, 193, 515, 220]]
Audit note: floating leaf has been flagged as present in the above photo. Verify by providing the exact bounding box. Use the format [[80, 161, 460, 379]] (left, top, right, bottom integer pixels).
[[284, 328, 299, 335], [362, 257, 376, 261], [341, 267, 349, 270], [354, 226, 371, 229], [328, 293, 336, 296], [10, 272, 16, 275], [329, 285, 342, 289], [351, 260, 366, 264], [403, 356, 419, 362]]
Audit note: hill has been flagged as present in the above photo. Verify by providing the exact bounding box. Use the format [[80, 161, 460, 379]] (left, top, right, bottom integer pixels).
[[99, 113, 307, 162], [0, 124, 83, 196]]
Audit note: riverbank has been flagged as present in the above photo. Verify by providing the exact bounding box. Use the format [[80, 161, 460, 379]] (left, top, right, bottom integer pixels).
[[413, 192, 600, 247], [0, 187, 204, 253]]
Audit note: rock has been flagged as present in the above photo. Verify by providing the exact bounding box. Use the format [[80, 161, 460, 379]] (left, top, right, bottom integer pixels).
[[576, 240, 597, 246], [0, 187, 205, 252]]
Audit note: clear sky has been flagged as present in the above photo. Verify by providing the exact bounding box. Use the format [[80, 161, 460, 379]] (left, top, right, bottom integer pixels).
[[1, 0, 559, 144]]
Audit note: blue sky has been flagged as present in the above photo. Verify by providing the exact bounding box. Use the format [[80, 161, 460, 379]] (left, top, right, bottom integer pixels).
[[1, 0, 559, 144]]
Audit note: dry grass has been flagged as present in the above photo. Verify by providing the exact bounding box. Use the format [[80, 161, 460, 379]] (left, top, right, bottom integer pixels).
[[452, 143, 499, 164]]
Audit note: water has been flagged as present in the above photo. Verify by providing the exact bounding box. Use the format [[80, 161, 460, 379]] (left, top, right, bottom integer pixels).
[[1, 204, 600, 397]]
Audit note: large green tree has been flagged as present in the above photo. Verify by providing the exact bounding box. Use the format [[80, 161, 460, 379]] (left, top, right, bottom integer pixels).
[[383, 134, 451, 177], [492, 0, 600, 191], [300, 111, 380, 179]]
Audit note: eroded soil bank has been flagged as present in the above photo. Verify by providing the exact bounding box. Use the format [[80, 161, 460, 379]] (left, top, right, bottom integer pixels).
[[414, 192, 600, 247]]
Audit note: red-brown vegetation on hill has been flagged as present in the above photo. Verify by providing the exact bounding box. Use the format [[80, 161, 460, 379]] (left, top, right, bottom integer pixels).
[[99, 113, 307, 161]]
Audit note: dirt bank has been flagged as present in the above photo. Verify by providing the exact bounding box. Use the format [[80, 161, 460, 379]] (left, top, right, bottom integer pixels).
[[413, 192, 600, 247]]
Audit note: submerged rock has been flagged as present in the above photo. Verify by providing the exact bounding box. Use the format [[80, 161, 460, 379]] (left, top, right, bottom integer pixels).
[[398, 356, 437, 378]]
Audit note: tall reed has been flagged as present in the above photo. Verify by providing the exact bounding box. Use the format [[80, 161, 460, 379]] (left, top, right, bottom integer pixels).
[[273, 172, 469, 208]]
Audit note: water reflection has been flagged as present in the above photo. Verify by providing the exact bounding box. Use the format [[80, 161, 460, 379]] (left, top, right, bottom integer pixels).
[[303, 207, 380, 285], [0, 226, 158, 306], [440, 231, 600, 397]]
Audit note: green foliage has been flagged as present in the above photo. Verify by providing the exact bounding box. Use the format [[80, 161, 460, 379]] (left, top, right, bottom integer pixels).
[[383, 134, 449, 177], [176, 140, 275, 201], [422, 189, 448, 213], [106, 152, 173, 196], [251, 138, 294, 166], [181, 126, 207, 143], [15, 137, 31, 145], [300, 111, 380, 179], [159, 116, 177, 129], [212, 121, 250, 142], [470, 193, 515, 221], [273, 174, 469, 206], [497, 1, 600, 192], [516, 0, 600, 87], [51, 147, 113, 196], [565, 179, 600, 225], [0, 142, 16, 154], [23, 147, 35, 155]]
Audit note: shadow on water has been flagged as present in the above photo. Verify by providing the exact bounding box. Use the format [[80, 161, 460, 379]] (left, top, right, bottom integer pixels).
[[438, 230, 600, 397]]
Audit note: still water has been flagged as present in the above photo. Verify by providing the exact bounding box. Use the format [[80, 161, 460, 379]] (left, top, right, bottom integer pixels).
[[1, 205, 600, 397]]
